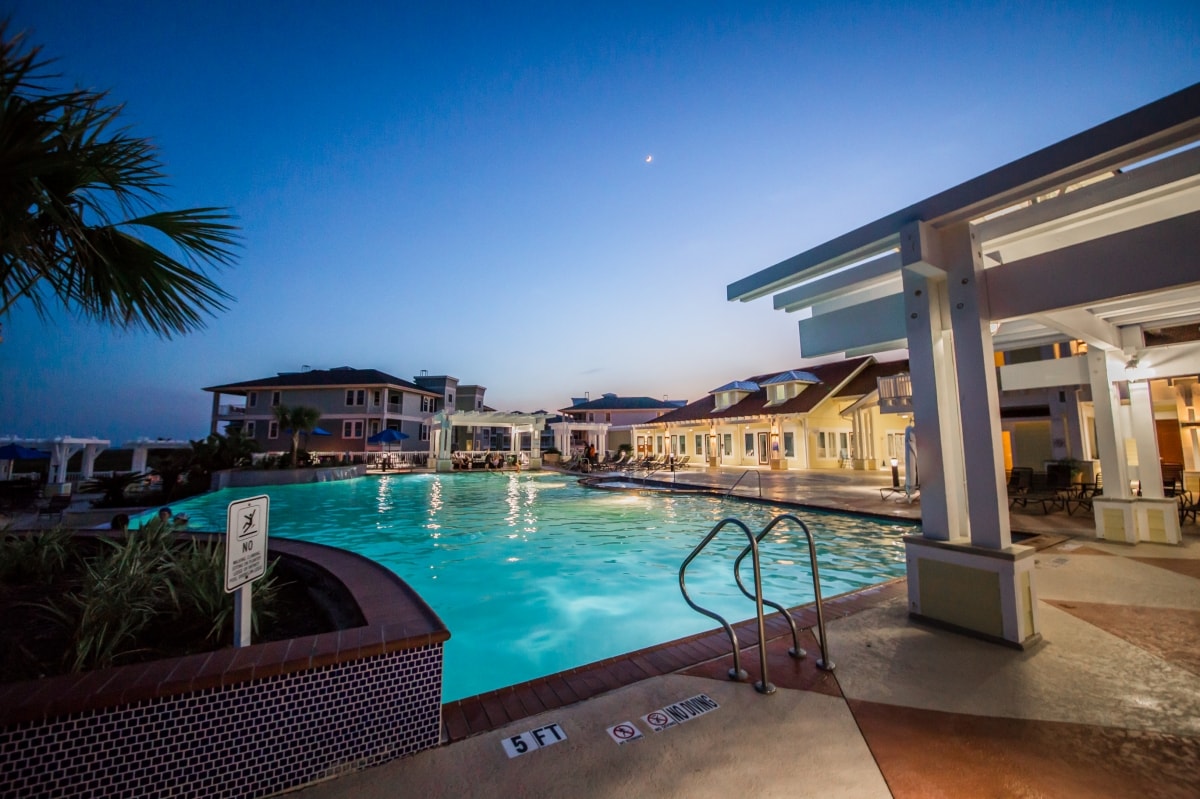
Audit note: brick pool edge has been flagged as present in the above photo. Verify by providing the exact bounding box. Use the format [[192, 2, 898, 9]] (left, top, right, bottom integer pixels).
[[0, 535, 449, 799]]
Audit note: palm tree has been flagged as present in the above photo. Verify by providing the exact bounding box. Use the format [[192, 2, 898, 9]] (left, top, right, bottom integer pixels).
[[0, 24, 239, 339], [271, 405, 322, 467]]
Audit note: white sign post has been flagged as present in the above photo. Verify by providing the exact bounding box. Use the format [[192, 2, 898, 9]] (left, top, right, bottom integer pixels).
[[225, 495, 269, 648]]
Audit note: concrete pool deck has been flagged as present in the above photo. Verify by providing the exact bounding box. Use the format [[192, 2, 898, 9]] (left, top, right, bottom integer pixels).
[[293, 467, 1200, 799]]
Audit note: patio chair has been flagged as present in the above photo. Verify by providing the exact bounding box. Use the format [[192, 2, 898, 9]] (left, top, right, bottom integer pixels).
[[1180, 489, 1198, 525], [1006, 467, 1034, 508], [1068, 472, 1102, 516], [37, 494, 71, 520]]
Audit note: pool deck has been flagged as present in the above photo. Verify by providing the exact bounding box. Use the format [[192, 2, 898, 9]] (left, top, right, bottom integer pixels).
[[294, 467, 1200, 799]]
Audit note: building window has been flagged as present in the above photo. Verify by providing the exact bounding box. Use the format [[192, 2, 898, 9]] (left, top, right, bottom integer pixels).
[[816, 430, 850, 459], [389, 393, 400, 406], [695, 434, 703, 455], [784, 432, 795, 458], [656, 435, 663, 453], [677, 435, 686, 455], [342, 420, 364, 438], [744, 433, 754, 456], [244, 421, 256, 437], [588, 413, 594, 422], [419, 424, 429, 442], [722, 433, 732, 456], [421, 396, 432, 412], [448, 392, 454, 406], [372, 390, 381, 406], [605, 412, 611, 422], [346, 390, 365, 406], [268, 421, 279, 439], [248, 391, 257, 408], [369, 420, 380, 437], [271, 391, 281, 406]]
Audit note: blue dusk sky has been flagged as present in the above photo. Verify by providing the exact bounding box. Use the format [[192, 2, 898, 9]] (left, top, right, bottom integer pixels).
[[1, 1, 1197, 444]]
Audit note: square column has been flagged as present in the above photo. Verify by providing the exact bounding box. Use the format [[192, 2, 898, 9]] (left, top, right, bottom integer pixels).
[[901, 221, 1036, 647]]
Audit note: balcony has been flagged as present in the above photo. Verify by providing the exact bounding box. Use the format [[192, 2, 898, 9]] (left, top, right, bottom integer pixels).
[[877, 373, 913, 414]]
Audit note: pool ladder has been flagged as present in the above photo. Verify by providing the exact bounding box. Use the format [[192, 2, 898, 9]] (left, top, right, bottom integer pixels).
[[678, 513, 834, 695]]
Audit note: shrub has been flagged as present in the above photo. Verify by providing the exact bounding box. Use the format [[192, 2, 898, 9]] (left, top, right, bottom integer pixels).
[[0, 526, 76, 582]]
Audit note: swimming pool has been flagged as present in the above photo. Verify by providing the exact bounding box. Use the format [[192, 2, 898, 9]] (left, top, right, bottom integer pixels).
[[154, 473, 912, 700]]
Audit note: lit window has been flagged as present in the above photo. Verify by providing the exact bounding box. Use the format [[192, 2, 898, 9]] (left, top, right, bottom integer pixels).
[[783, 432, 795, 457]]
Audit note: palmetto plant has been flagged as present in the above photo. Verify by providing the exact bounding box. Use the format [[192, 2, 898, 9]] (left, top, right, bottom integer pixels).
[[0, 24, 239, 338], [79, 470, 149, 507], [272, 405, 322, 466]]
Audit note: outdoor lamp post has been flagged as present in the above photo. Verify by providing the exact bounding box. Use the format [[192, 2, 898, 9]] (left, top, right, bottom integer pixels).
[[890, 457, 900, 488]]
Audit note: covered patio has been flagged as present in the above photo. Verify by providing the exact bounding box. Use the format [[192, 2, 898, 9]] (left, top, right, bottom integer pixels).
[[428, 410, 549, 472], [728, 83, 1200, 647]]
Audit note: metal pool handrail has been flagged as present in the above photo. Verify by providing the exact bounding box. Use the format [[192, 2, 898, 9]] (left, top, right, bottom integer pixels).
[[678, 518, 775, 695], [735, 513, 835, 671], [724, 469, 762, 500]]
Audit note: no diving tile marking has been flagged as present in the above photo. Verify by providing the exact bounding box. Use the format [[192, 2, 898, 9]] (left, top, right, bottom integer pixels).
[[653, 693, 719, 728], [501, 723, 567, 758], [606, 722, 644, 745]]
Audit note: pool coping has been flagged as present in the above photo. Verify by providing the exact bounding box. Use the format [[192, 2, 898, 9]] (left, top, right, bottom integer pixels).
[[440, 578, 907, 743]]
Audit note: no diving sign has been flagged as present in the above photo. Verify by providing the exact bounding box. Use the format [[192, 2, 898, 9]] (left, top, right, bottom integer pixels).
[[225, 495, 269, 592], [606, 722, 644, 745]]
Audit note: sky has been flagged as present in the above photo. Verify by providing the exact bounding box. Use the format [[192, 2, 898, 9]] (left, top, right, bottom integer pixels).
[[1, 1, 1197, 444]]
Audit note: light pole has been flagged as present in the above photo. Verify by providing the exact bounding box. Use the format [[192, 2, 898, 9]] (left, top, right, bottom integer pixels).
[[890, 457, 900, 488]]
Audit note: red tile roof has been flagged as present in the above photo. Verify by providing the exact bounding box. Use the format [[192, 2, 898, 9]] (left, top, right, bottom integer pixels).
[[652, 358, 872, 424]]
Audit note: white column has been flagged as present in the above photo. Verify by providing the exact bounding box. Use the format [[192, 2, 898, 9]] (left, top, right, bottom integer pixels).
[[131, 445, 150, 474], [1128, 380, 1163, 497], [942, 222, 1010, 550], [1087, 349, 1132, 498], [81, 444, 105, 479], [1174, 379, 1199, 472], [901, 225, 967, 542]]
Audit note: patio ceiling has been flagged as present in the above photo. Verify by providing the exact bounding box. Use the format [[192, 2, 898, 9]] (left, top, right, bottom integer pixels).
[[729, 83, 1200, 364]]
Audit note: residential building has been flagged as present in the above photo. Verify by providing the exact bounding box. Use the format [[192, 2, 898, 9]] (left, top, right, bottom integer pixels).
[[632, 358, 911, 470], [204, 367, 443, 454], [560, 394, 684, 452]]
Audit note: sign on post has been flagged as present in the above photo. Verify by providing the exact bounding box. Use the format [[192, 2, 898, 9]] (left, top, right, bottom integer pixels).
[[225, 495, 269, 591], [225, 495, 269, 648]]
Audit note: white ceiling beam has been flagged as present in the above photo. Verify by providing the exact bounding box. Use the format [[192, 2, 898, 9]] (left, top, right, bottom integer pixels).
[[729, 84, 1200, 303], [773, 251, 902, 312], [999, 355, 1090, 391], [986, 209, 1200, 320], [796, 294, 907, 358], [977, 143, 1200, 247], [1028, 308, 1123, 351]]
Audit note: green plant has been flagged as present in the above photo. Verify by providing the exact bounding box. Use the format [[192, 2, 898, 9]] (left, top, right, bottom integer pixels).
[[41, 530, 176, 671], [0, 526, 75, 582], [271, 405, 322, 467], [0, 24, 240, 338], [168, 539, 281, 645], [80, 471, 150, 507]]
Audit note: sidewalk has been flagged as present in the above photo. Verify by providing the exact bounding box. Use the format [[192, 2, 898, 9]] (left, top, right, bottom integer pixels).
[[294, 468, 1200, 799]]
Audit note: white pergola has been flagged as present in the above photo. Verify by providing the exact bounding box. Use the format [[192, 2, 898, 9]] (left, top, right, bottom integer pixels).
[[0, 435, 111, 486], [123, 438, 193, 474], [428, 410, 549, 471], [729, 83, 1200, 648], [547, 419, 610, 457]]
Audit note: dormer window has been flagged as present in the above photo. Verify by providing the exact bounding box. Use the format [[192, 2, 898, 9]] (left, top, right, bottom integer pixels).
[[761, 371, 819, 407], [709, 381, 758, 412]]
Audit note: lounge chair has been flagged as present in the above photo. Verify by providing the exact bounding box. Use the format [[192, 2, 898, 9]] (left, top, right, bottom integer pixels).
[[1068, 472, 1102, 516], [1006, 467, 1034, 508]]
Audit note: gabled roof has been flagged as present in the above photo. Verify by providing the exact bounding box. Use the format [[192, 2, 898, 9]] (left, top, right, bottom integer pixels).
[[560, 395, 682, 412], [760, 370, 819, 386], [709, 381, 759, 394], [204, 367, 435, 394], [834, 359, 910, 397], [652, 358, 872, 424]]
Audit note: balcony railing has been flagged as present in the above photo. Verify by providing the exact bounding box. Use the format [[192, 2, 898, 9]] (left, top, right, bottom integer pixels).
[[877, 373, 913, 414]]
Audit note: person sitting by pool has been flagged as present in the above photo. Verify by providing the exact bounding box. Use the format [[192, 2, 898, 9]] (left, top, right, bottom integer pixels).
[[487, 452, 503, 469]]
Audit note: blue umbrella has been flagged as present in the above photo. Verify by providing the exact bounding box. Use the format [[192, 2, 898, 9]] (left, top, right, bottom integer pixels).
[[0, 443, 50, 460], [368, 429, 409, 445]]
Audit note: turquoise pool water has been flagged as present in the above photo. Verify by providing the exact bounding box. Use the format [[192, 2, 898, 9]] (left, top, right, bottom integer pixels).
[[152, 473, 913, 700]]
